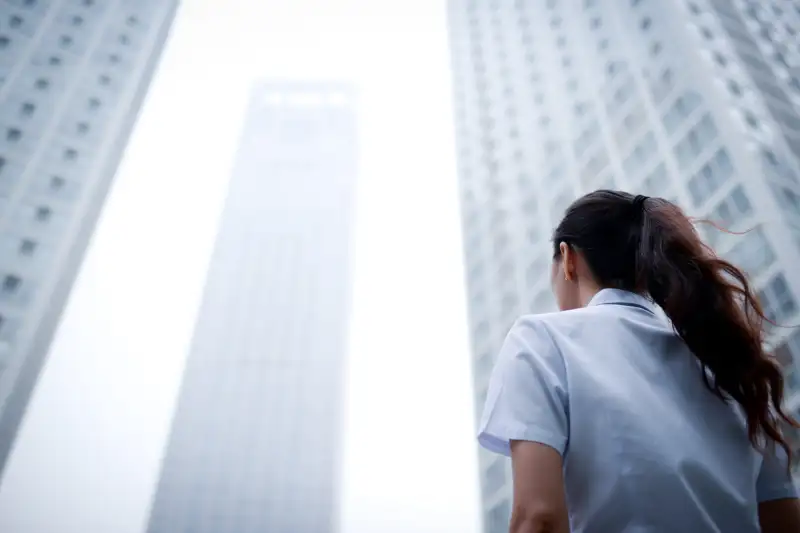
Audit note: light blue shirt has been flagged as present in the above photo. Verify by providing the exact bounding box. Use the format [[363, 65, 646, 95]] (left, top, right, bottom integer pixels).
[[479, 289, 798, 532]]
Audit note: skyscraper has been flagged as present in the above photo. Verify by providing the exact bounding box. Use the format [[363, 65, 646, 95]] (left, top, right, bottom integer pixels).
[[145, 82, 356, 533], [0, 0, 179, 478], [447, 1, 800, 531]]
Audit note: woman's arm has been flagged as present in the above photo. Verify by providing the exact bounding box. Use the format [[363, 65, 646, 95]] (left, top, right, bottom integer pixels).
[[509, 440, 570, 533], [758, 498, 800, 533]]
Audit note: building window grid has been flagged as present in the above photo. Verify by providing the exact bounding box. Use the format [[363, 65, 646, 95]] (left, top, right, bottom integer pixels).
[[688, 147, 734, 206], [759, 273, 799, 325], [454, 3, 800, 502], [673, 113, 719, 171]]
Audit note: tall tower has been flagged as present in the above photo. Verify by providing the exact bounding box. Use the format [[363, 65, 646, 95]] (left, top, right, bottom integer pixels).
[[0, 0, 179, 478], [447, 1, 800, 531], [145, 82, 357, 533]]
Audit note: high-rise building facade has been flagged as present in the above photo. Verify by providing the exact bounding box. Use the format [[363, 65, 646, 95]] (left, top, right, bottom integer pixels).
[[447, 1, 800, 531], [0, 0, 179, 478], [145, 82, 356, 533]]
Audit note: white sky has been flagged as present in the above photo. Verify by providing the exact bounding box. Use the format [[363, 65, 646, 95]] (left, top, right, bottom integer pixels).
[[0, 1, 480, 532]]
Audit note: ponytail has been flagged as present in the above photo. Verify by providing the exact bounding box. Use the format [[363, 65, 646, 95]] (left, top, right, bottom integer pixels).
[[554, 190, 799, 464], [636, 198, 798, 461]]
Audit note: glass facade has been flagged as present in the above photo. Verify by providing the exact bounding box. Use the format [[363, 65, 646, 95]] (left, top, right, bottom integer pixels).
[[447, 0, 800, 531], [145, 83, 357, 533], [0, 0, 179, 479]]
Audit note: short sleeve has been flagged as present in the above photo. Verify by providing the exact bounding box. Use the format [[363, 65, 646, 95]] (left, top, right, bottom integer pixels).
[[756, 444, 798, 502], [477, 316, 569, 457]]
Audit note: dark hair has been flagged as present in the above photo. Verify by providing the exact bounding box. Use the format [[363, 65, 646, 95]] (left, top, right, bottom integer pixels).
[[553, 189, 799, 463]]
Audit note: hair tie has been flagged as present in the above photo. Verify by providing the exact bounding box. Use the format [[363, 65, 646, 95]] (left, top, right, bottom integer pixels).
[[632, 194, 649, 212]]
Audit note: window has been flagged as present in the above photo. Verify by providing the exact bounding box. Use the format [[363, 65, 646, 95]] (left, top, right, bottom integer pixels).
[[71, 15, 83, 26], [9, 15, 23, 29], [63, 148, 77, 161], [759, 274, 798, 324], [641, 17, 652, 31], [674, 114, 718, 169], [0, 36, 9, 49], [49, 175, 65, 190], [6, 128, 21, 142], [708, 184, 752, 231], [643, 163, 670, 196], [82, 0, 94, 6], [88, 97, 101, 110], [526, 255, 548, 285], [599, 38, 609, 50], [713, 52, 727, 66], [475, 351, 493, 378], [2, 275, 20, 294], [700, 27, 713, 39], [776, 330, 800, 372], [744, 111, 759, 129], [126, 15, 138, 27], [607, 61, 622, 76], [34, 78, 49, 90], [773, 52, 789, 69], [19, 239, 36, 256], [48, 55, 61, 66], [688, 2, 700, 13], [612, 82, 635, 107], [118, 34, 130, 45], [774, 185, 800, 211], [725, 228, 774, 278], [98, 74, 110, 86], [59, 35, 73, 48], [728, 80, 742, 96], [109, 53, 120, 64], [623, 131, 658, 175], [590, 17, 602, 29], [687, 148, 734, 206], [650, 41, 662, 56], [662, 90, 703, 133], [487, 499, 512, 533], [650, 67, 674, 103], [76, 122, 89, 135], [35, 206, 51, 222]]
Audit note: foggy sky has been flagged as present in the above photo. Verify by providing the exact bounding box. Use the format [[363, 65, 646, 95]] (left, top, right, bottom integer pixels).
[[0, 1, 480, 532]]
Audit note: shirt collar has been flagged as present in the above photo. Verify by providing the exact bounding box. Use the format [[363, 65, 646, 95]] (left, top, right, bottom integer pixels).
[[588, 288, 657, 314]]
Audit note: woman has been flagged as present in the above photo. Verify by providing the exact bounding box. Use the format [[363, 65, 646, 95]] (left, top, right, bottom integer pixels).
[[478, 190, 800, 533]]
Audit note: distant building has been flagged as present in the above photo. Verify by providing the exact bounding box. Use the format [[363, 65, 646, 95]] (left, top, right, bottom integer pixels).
[[447, 1, 800, 531], [145, 82, 357, 533], [0, 0, 179, 479]]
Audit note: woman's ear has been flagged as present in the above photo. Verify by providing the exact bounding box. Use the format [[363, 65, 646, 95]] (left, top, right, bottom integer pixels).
[[559, 242, 575, 282]]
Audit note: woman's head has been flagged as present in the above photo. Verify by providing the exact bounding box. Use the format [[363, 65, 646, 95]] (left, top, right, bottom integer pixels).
[[550, 190, 692, 311], [552, 189, 798, 463]]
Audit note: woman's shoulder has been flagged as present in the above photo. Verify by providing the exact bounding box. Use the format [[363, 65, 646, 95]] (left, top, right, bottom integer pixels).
[[512, 304, 612, 338]]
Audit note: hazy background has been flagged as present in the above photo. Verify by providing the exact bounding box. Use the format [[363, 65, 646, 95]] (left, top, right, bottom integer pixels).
[[0, 1, 481, 532]]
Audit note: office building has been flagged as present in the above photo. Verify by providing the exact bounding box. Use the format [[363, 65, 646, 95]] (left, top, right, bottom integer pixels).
[[447, 1, 800, 531], [145, 82, 356, 533], [0, 0, 179, 478]]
